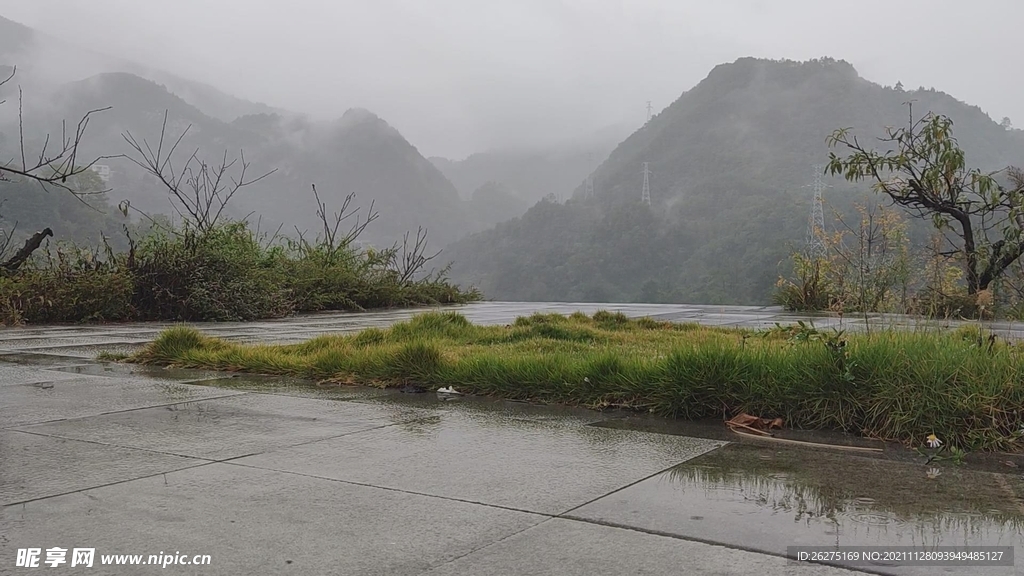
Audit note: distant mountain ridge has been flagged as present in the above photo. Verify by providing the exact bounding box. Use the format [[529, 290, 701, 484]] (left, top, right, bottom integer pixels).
[[3, 70, 476, 247], [589, 57, 1023, 208], [0, 14, 279, 122], [0, 14, 544, 247], [429, 123, 630, 204], [444, 57, 1024, 304]]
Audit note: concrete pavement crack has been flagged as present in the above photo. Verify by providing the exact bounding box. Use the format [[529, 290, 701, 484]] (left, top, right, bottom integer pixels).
[[3, 391, 251, 430], [219, 459, 556, 517], [3, 459, 215, 507], [411, 517, 558, 576], [554, 516, 885, 576], [11, 415, 439, 465]]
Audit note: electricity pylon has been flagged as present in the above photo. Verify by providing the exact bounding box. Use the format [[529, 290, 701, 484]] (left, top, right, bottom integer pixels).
[[805, 164, 831, 258]]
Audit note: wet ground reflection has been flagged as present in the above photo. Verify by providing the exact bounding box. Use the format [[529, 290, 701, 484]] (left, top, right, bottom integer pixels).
[[656, 443, 1024, 574]]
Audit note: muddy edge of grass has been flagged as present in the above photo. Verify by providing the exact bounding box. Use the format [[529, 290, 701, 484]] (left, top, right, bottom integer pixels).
[[126, 310, 1024, 451]]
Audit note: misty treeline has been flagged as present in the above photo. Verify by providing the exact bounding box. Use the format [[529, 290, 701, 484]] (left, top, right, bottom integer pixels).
[[0, 70, 478, 324]]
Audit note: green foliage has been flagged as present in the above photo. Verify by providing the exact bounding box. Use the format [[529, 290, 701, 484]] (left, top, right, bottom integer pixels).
[[131, 311, 1024, 452], [827, 107, 1024, 296], [774, 199, 1019, 319], [777, 204, 921, 314], [0, 219, 480, 325], [146, 325, 227, 363], [774, 254, 835, 311], [129, 223, 291, 321]]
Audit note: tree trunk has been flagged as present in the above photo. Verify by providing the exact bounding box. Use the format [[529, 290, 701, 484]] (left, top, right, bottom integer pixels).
[[1, 228, 52, 272]]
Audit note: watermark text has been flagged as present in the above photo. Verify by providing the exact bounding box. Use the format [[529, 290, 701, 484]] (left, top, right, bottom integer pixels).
[[16, 548, 211, 569]]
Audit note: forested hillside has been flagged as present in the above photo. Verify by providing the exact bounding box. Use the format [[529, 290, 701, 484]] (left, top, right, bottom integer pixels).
[[445, 58, 1024, 304], [2, 72, 477, 248]]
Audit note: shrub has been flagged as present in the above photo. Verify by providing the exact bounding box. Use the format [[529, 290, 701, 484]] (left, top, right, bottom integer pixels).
[[774, 253, 835, 312], [0, 241, 134, 323], [0, 220, 480, 325], [129, 223, 292, 321]]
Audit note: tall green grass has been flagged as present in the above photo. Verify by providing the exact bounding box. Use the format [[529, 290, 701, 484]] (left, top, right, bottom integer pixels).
[[130, 311, 1024, 451]]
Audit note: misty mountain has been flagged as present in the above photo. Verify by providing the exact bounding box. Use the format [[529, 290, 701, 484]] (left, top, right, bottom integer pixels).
[[464, 181, 530, 233], [0, 15, 32, 57], [1, 68, 476, 247], [445, 58, 1024, 305], [430, 125, 628, 205], [0, 14, 277, 122], [242, 108, 472, 247], [29, 72, 254, 217]]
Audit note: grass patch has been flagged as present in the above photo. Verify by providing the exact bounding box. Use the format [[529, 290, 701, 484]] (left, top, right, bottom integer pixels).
[[127, 311, 1024, 451]]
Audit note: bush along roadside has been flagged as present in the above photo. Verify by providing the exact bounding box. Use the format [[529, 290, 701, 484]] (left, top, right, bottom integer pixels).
[[0, 219, 480, 325], [125, 310, 1024, 452]]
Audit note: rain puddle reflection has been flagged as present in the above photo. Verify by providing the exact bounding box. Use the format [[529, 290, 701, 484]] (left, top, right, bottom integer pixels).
[[659, 443, 1024, 574]]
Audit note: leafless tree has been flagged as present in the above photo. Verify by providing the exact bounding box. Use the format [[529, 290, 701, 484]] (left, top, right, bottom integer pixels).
[[0, 67, 113, 194], [122, 111, 274, 233], [293, 184, 378, 264], [380, 227, 441, 283]]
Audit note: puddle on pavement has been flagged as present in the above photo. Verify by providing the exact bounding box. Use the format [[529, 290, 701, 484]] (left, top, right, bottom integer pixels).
[[591, 415, 883, 447], [190, 374, 1024, 469], [192, 374, 614, 425], [195, 374, 391, 401], [22, 343, 147, 358], [575, 442, 1024, 575], [0, 353, 90, 367], [364, 388, 615, 424], [46, 362, 227, 382]]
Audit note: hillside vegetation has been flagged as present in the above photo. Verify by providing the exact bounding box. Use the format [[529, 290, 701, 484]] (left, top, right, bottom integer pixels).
[[445, 58, 1024, 305]]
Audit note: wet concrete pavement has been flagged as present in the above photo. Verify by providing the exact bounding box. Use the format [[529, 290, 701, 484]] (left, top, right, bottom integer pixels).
[[3, 302, 1024, 575]]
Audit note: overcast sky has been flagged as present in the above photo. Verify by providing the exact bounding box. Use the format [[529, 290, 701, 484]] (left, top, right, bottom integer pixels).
[[1, 0, 1021, 158]]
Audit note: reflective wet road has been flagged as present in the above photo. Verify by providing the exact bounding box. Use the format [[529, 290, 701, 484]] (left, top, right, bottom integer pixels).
[[2, 302, 1023, 575]]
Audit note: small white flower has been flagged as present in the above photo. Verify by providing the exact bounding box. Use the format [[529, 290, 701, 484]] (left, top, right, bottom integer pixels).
[[926, 434, 942, 449], [583, 377, 591, 384], [926, 467, 941, 479]]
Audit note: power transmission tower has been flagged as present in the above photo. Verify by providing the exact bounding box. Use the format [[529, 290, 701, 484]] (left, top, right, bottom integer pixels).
[[641, 162, 651, 206], [804, 164, 831, 258], [646, 101, 653, 123]]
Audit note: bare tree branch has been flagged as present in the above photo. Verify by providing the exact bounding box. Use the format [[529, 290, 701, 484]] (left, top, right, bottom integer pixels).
[[0, 68, 115, 195], [122, 111, 276, 233], [385, 227, 442, 284]]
